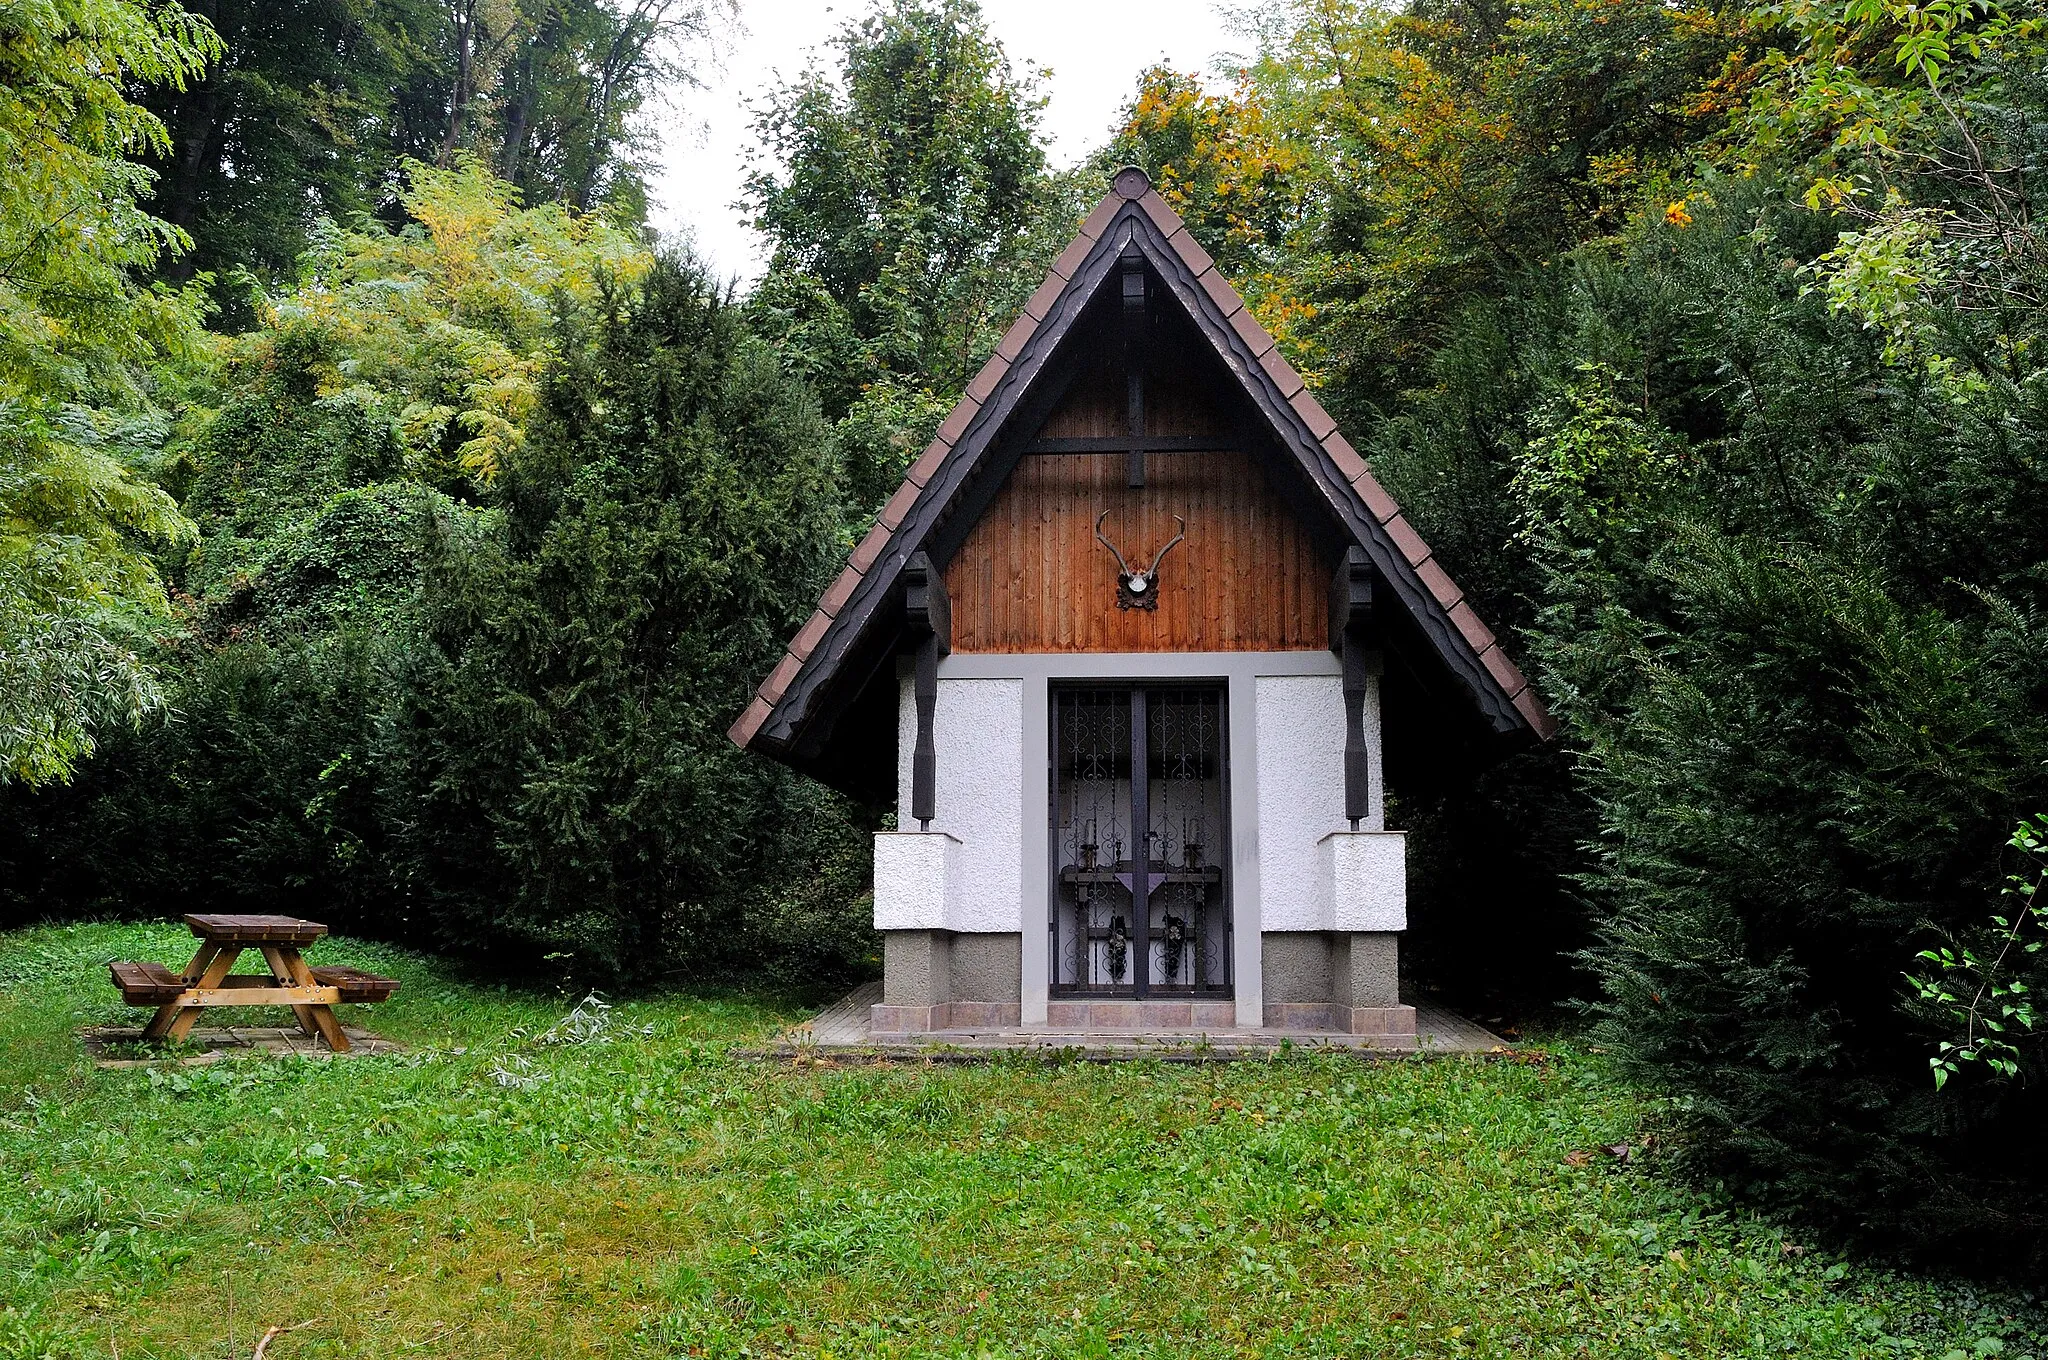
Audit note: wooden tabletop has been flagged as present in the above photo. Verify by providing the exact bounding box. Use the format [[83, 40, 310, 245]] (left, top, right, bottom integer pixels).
[[183, 913, 329, 945]]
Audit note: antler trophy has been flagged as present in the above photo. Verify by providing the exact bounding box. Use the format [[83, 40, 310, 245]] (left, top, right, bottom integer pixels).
[[1095, 511, 1187, 611]]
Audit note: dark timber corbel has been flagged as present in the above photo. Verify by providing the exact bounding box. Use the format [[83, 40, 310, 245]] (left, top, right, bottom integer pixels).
[[1328, 547, 1375, 828], [904, 551, 951, 829]]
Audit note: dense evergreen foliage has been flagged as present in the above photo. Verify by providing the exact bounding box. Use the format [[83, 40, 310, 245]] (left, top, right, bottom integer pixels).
[[1494, 179, 2048, 1259], [383, 256, 869, 978], [0, 120, 872, 987]]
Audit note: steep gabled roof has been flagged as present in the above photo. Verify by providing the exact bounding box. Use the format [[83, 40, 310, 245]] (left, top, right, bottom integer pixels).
[[731, 167, 1554, 781]]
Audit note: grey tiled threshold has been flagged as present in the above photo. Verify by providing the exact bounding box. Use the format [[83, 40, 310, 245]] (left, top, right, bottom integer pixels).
[[766, 982, 1505, 1061]]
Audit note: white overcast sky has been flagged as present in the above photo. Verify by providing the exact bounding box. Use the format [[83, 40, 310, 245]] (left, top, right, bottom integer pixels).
[[646, 0, 1249, 282]]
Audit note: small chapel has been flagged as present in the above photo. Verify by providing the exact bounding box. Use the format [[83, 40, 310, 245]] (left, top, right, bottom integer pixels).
[[730, 167, 1553, 1043]]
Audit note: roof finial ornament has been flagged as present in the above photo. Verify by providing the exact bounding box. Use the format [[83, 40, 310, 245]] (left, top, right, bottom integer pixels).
[[1112, 165, 1153, 200]]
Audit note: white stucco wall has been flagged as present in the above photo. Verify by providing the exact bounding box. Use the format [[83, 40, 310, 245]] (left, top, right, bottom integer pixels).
[[872, 830, 958, 931], [894, 672, 1025, 933], [1255, 673, 1347, 930], [1324, 829, 1408, 931]]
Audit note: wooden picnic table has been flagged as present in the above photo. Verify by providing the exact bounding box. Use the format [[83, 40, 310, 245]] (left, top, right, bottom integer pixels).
[[109, 914, 396, 1053]]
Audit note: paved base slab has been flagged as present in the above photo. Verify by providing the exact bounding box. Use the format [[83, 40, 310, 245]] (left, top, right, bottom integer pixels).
[[761, 982, 1507, 1061], [82, 1024, 404, 1067]]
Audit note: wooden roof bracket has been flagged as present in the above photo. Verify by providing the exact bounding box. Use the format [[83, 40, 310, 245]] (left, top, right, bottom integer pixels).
[[903, 551, 951, 829], [1329, 547, 1377, 827]]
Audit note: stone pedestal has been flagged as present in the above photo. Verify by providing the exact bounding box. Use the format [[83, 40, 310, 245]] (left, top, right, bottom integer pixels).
[[1261, 929, 1414, 1036], [1258, 829, 1413, 1035], [1331, 929, 1415, 1036], [870, 928, 1023, 1037]]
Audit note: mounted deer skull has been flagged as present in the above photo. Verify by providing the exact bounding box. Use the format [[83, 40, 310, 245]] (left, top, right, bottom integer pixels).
[[1095, 511, 1186, 611]]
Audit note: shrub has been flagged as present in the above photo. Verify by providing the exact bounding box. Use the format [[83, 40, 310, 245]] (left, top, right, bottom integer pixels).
[[379, 254, 875, 982], [1517, 185, 2048, 1268]]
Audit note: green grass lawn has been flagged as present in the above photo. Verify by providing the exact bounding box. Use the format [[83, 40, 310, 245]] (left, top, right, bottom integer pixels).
[[0, 922, 2041, 1360]]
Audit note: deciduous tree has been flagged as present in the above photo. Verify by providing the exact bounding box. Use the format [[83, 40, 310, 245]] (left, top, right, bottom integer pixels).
[[743, 0, 1083, 511], [0, 0, 219, 784]]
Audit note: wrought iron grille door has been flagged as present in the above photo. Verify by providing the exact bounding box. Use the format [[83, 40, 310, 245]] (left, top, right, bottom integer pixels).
[[1051, 686, 1230, 998]]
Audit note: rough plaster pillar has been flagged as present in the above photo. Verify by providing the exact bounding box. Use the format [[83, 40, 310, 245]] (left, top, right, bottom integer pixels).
[[1338, 931, 1402, 1007], [1320, 827, 1414, 1037], [882, 930, 951, 1007]]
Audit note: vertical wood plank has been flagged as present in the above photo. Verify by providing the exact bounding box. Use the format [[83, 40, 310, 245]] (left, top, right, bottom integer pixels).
[[943, 447, 1330, 653]]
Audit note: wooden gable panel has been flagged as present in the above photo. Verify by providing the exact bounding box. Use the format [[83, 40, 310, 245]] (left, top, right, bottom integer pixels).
[[1035, 344, 1232, 440], [945, 449, 1331, 653]]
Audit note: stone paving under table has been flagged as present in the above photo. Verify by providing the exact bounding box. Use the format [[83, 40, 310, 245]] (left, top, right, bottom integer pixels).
[[81, 1024, 404, 1068], [764, 982, 1508, 1061]]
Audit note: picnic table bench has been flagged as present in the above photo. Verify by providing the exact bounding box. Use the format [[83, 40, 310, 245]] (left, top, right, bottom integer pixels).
[[109, 914, 397, 1053]]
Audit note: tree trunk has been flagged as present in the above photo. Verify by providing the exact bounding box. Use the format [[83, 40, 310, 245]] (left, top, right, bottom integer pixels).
[[157, 0, 226, 281], [497, 10, 562, 188], [440, 1, 477, 164]]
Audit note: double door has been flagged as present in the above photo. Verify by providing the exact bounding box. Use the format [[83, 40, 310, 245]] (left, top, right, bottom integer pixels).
[[1050, 685, 1231, 998]]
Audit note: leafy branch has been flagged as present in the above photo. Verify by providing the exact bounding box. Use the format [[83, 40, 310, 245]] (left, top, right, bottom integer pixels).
[[1908, 814, 2048, 1087]]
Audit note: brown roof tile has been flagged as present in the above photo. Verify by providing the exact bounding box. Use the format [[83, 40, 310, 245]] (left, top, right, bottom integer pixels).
[[1258, 347, 1305, 399], [1479, 644, 1528, 696], [1353, 469, 1399, 524], [761, 650, 803, 704], [905, 438, 949, 488], [1290, 389, 1339, 441], [790, 609, 832, 658], [877, 477, 920, 532], [1195, 266, 1244, 319], [1513, 688, 1559, 739], [818, 565, 860, 617], [1166, 226, 1215, 278], [849, 520, 891, 574], [935, 395, 981, 446], [1078, 192, 1123, 239], [1227, 305, 1275, 357], [728, 695, 773, 747], [963, 352, 1007, 405], [1416, 557, 1463, 610], [995, 310, 1038, 362], [1447, 599, 1496, 653], [1051, 231, 1094, 280], [1136, 190, 1182, 238], [1023, 270, 1067, 321], [1323, 432, 1368, 483], [1382, 514, 1431, 567]]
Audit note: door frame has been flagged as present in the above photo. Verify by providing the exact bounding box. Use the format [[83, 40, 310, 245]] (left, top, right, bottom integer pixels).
[[1047, 679, 1233, 1000]]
